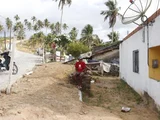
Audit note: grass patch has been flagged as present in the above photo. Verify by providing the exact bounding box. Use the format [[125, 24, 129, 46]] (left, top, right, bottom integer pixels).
[[83, 77, 144, 110], [116, 80, 143, 104]]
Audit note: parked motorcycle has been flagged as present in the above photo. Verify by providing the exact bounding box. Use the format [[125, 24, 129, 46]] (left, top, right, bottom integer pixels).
[[0, 51, 18, 75]]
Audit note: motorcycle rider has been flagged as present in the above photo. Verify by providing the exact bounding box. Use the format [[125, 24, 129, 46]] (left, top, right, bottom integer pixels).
[[0, 51, 10, 70], [0, 59, 3, 68]]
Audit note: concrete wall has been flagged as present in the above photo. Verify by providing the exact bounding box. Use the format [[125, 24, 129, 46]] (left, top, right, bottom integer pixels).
[[120, 15, 160, 108]]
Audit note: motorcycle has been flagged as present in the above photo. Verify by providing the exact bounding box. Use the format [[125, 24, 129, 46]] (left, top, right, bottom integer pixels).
[[0, 51, 18, 75]]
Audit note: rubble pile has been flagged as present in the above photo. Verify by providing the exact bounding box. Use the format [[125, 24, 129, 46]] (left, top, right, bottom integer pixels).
[[108, 64, 119, 76]]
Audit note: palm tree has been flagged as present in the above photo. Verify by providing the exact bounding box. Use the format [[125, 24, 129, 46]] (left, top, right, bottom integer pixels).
[[53, 0, 72, 34], [92, 34, 102, 46], [55, 22, 61, 35], [17, 27, 25, 40], [29, 32, 45, 47], [44, 19, 50, 34], [80, 24, 94, 48], [14, 14, 20, 22], [0, 24, 3, 49], [37, 20, 44, 30], [24, 19, 28, 26], [31, 16, 37, 34], [27, 22, 32, 31], [35, 20, 44, 63], [23, 19, 29, 37], [101, 0, 119, 42], [13, 22, 22, 34], [6, 17, 12, 49], [56, 34, 70, 61], [13, 22, 25, 41], [0, 24, 3, 32], [69, 27, 78, 41], [50, 23, 55, 34], [33, 24, 39, 33], [62, 23, 68, 31], [43, 19, 50, 63], [31, 16, 37, 25], [107, 31, 119, 43]]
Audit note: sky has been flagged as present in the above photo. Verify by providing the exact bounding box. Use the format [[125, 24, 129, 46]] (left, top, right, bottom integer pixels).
[[0, 0, 159, 42]]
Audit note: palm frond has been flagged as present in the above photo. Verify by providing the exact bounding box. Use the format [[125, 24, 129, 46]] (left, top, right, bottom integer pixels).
[[67, 0, 72, 5], [104, 15, 109, 21], [100, 10, 107, 15]]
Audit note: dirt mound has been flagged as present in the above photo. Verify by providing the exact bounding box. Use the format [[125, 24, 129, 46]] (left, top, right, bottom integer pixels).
[[0, 63, 123, 120]]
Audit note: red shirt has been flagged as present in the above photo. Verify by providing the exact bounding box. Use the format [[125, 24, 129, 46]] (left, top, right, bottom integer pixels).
[[75, 61, 86, 72]]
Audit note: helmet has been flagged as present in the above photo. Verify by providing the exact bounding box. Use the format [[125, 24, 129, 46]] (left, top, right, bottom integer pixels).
[[78, 56, 83, 60]]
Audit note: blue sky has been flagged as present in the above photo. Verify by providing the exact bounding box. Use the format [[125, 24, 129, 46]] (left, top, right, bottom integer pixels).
[[0, 0, 159, 41]]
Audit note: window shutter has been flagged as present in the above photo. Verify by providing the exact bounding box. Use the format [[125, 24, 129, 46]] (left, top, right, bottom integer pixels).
[[133, 50, 139, 73], [133, 51, 135, 72]]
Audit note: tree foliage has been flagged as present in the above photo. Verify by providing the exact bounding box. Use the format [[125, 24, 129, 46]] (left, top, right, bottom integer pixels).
[[0, 24, 3, 32], [44, 19, 50, 34], [62, 23, 68, 31], [14, 14, 20, 22], [6, 18, 12, 30], [67, 42, 90, 58], [31, 16, 37, 25], [3, 13, 106, 59], [56, 35, 70, 48], [27, 22, 32, 31], [13, 21, 25, 39], [29, 32, 45, 47], [54, 0, 72, 10], [69, 27, 78, 41], [101, 0, 119, 28], [107, 31, 119, 42], [80, 24, 102, 48]]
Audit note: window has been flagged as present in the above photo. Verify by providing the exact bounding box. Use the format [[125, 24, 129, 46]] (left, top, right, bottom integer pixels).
[[133, 50, 139, 73]]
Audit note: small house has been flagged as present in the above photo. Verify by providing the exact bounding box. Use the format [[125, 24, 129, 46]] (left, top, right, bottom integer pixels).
[[120, 9, 160, 109]]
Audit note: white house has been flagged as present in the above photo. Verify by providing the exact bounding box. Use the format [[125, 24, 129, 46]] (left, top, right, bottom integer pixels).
[[120, 9, 160, 109]]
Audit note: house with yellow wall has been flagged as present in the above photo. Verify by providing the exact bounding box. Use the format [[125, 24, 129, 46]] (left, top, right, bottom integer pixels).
[[120, 9, 160, 109]]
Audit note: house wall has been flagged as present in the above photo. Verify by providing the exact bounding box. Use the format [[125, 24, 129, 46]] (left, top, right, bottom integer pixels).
[[149, 16, 160, 47], [120, 15, 160, 108]]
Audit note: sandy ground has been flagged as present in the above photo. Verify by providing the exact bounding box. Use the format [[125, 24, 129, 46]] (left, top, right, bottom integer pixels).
[[0, 63, 159, 120]]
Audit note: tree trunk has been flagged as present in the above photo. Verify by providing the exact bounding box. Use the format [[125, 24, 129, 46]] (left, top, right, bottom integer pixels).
[[60, 8, 64, 35], [46, 28, 47, 35], [33, 21, 35, 34], [4, 31, 6, 50], [42, 43, 45, 63], [112, 26, 114, 43], [59, 9, 64, 61], [9, 29, 12, 50]]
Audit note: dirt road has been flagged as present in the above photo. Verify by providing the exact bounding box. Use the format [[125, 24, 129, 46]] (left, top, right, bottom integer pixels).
[[0, 63, 158, 120]]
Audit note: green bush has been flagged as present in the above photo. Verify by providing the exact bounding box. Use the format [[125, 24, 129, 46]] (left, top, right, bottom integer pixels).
[[67, 42, 90, 58]]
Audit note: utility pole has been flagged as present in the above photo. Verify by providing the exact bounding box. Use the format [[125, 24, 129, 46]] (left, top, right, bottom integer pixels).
[[6, 36, 16, 94], [4, 31, 6, 50]]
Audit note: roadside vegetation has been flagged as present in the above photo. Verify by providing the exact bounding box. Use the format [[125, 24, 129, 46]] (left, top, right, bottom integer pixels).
[[0, 0, 121, 59]]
